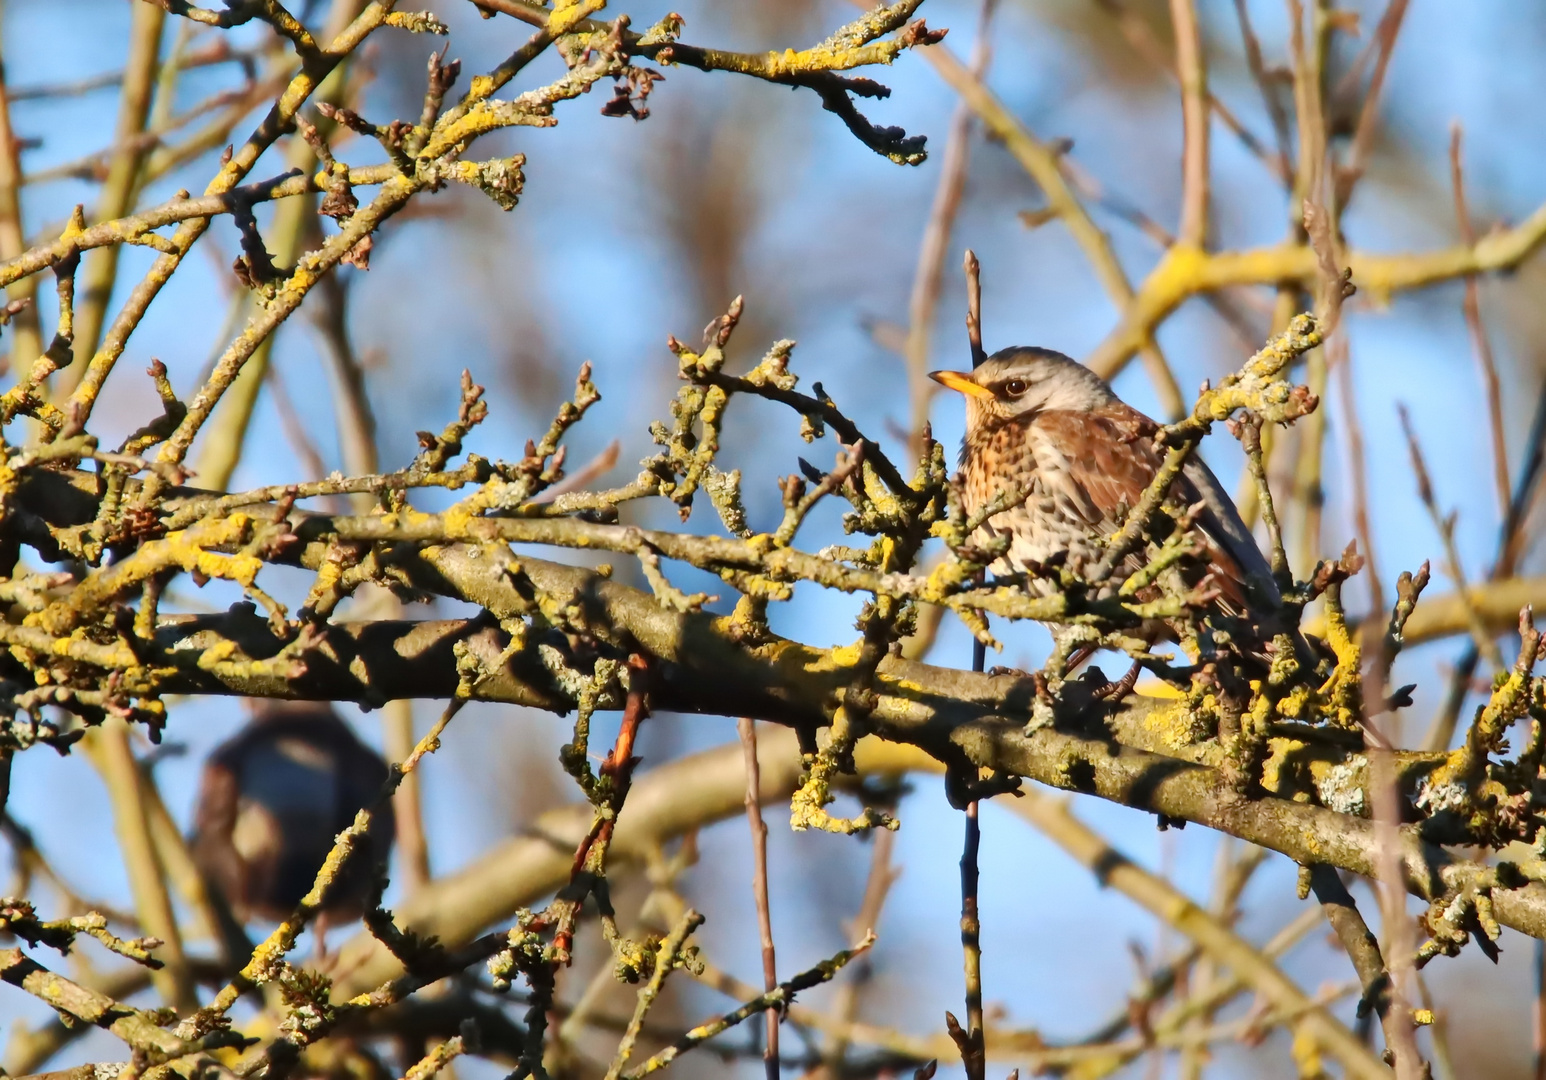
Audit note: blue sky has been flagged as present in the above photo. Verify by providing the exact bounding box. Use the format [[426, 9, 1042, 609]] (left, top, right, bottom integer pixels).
[[5, 1, 1546, 1075]]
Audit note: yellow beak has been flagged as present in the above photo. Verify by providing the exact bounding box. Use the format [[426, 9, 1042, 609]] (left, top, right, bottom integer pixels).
[[929, 369, 994, 399]]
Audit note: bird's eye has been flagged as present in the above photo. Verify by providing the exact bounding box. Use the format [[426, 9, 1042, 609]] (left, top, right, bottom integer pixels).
[[1001, 379, 1029, 397]]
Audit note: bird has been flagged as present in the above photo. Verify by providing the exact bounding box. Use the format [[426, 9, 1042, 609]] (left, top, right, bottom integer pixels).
[[930, 346, 1290, 674], [190, 702, 394, 941]]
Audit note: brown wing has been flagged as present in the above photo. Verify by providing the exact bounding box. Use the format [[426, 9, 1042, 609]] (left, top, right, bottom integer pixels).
[[1032, 406, 1161, 533], [1034, 405, 1258, 614]]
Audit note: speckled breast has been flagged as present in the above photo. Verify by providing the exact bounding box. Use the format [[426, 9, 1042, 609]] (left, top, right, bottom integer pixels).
[[961, 419, 1107, 588]]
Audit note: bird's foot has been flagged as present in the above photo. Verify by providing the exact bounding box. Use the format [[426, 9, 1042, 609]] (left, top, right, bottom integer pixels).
[[1092, 660, 1144, 702]]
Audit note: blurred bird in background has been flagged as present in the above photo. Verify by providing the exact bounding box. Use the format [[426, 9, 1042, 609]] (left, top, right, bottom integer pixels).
[[190, 702, 394, 953]]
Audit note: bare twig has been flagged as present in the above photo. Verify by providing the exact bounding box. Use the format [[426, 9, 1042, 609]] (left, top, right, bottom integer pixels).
[[605, 908, 706, 1080], [1450, 122, 1511, 516], [204, 698, 465, 1019], [1363, 665, 1426, 1080], [921, 41, 1185, 418], [954, 799, 986, 1080], [1398, 404, 1505, 670], [963, 248, 985, 369], [267, 359, 335, 487], [1334, 345, 1385, 619], [1307, 866, 1399, 1055], [62, 0, 395, 426], [1093, 0, 1285, 184], [1426, 377, 1546, 751], [81, 721, 197, 1014], [1334, 0, 1412, 209], [902, 0, 996, 459], [1232, 0, 1293, 179], [385, 698, 431, 894], [0, 39, 41, 371], [1170, 0, 1208, 247], [61, 0, 166, 392], [822, 802, 900, 1071], [621, 933, 875, 1079], [737, 717, 779, 1080], [1008, 790, 1388, 1080]]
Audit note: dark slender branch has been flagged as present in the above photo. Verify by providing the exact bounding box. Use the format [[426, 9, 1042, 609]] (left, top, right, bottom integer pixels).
[[954, 801, 985, 1080], [1307, 866, 1396, 1049], [964, 249, 986, 369], [737, 718, 780, 1080]]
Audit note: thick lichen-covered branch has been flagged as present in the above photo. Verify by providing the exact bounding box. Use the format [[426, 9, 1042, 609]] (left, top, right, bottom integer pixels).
[[12, 557, 1544, 950], [1085, 206, 1546, 379], [474, 0, 942, 163]]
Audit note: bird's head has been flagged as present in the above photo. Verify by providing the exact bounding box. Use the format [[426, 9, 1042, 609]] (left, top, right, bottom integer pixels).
[[929, 346, 1117, 430]]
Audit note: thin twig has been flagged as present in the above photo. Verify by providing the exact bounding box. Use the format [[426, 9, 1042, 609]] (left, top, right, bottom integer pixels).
[[1450, 122, 1510, 517], [61, 0, 394, 428], [385, 698, 431, 895], [1093, 0, 1285, 184], [203, 698, 466, 1019], [902, 0, 996, 459], [81, 720, 197, 1014], [1169, 0, 1209, 247], [1414, 971, 1458, 1080], [10, 41, 261, 102], [526, 440, 623, 506], [1398, 404, 1505, 670], [193, 30, 362, 490], [1363, 668, 1426, 1080], [1307, 866, 1399, 1054], [621, 934, 876, 1080], [61, 0, 166, 391], [1426, 376, 1546, 751], [956, 799, 985, 1080], [1344, 452, 1427, 1080], [1066, 907, 1329, 1080], [0, 38, 42, 372], [1007, 790, 1389, 1080], [22, 84, 257, 188], [822, 805, 900, 1070], [1334, 0, 1411, 209], [1232, 0, 1294, 180], [267, 360, 334, 485], [400, 1027, 472, 1080], [958, 533, 988, 1080], [1052, 154, 1266, 349], [690, 948, 942, 1063], [963, 249, 985, 369], [1180, 841, 1270, 1078], [737, 717, 779, 1080], [920, 41, 1186, 418], [1333, 343, 1385, 619], [605, 908, 706, 1080]]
